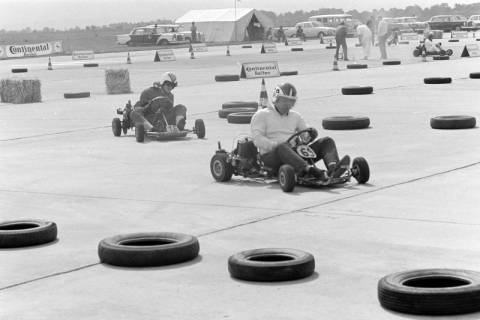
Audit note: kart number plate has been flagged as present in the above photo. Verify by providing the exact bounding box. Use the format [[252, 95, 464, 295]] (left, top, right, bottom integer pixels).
[[296, 145, 316, 158]]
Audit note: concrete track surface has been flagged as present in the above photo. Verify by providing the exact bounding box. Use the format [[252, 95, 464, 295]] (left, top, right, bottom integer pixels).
[[1, 38, 480, 319]]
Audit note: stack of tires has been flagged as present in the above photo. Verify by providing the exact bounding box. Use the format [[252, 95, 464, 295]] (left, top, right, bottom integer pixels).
[[218, 101, 258, 124]]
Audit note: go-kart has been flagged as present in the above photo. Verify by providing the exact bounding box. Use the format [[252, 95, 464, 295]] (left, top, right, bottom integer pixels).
[[210, 129, 370, 192], [413, 42, 453, 57], [111, 100, 205, 143]]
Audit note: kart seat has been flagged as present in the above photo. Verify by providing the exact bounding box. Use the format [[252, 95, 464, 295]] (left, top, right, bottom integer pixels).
[[237, 139, 258, 160]]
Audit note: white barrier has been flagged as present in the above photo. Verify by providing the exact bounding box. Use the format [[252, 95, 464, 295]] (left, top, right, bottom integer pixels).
[[0, 41, 63, 59], [261, 42, 278, 54], [451, 31, 469, 39], [72, 50, 95, 60], [401, 33, 419, 41], [154, 49, 176, 62], [240, 61, 280, 79]]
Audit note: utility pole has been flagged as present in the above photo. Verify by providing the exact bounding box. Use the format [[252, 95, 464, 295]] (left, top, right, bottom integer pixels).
[[234, 0, 237, 42]]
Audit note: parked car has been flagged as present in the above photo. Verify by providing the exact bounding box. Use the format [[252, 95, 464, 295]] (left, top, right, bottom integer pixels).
[[464, 15, 480, 30], [284, 21, 336, 39], [427, 15, 467, 32], [383, 17, 428, 34], [117, 24, 204, 46], [308, 14, 360, 37]]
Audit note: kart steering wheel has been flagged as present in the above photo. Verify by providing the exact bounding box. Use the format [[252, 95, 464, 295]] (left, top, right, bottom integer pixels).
[[286, 128, 315, 147]]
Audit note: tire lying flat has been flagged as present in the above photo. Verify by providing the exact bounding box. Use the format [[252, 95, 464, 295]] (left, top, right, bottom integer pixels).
[[424, 77, 452, 84], [347, 64, 368, 69], [448, 39, 460, 42], [280, 71, 298, 76], [227, 112, 255, 124], [430, 115, 476, 129], [383, 60, 401, 65], [469, 72, 480, 79], [291, 48, 303, 51], [11, 68, 28, 73], [241, 45, 252, 48], [64, 92, 91, 99], [0, 219, 57, 248], [222, 101, 258, 110], [341, 86, 373, 95], [433, 56, 449, 60], [219, 107, 257, 119], [228, 248, 315, 282], [322, 116, 370, 130], [378, 269, 480, 315], [215, 74, 240, 82], [83, 63, 99, 67], [98, 232, 199, 267]]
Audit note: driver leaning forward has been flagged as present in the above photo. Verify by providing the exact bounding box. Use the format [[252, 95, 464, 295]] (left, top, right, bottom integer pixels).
[[131, 72, 187, 131], [250, 82, 350, 181]]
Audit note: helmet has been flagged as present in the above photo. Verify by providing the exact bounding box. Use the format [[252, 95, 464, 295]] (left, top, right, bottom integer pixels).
[[272, 82, 297, 105], [159, 72, 177, 88]]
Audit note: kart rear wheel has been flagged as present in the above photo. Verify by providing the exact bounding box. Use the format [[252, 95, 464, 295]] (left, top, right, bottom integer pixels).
[[352, 157, 370, 184], [413, 49, 420, 57], [278, 165, 296, 192], [210, 154, 233, 182], [122, 119, 129, 135], [135, 124, 145, 143], [112, 118, 122, 137], [195, 119, 205, 139], [446, 49, 453, 56]]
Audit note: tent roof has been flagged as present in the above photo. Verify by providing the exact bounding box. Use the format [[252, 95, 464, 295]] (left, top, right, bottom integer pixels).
[[176, 8, 255, 23]]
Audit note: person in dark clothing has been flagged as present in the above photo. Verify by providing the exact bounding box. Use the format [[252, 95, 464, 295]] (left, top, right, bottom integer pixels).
[[131, 72, 187, 131], [296, 25, 306, 41], [276, 26, 286, 42], [335, 21, 348, 60], [190, 22, 197, 43]]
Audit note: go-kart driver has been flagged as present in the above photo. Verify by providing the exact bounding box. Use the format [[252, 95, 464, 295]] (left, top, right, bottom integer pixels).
[[423, 32, 442, 55], [130, 72, 187, 131], [250, 82, 351, 181]]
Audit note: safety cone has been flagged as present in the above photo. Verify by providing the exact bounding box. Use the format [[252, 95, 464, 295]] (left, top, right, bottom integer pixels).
[[259, 78, 268, 108], [126, 52, 131, 64], [422, 52, 427, 62], [189, 43, 195, 59], [226, 45, 230, 56], [332, 59, 339, 71], [47, 56, 53, 70]]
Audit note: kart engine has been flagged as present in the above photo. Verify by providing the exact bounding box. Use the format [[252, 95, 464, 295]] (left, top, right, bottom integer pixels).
[[233, 138, 259, 174]]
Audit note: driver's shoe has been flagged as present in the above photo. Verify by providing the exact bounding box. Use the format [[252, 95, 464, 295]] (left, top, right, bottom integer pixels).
[[329, 155, 351, 179], [177, 118, 186, 131], [308, 166, 329, 181]]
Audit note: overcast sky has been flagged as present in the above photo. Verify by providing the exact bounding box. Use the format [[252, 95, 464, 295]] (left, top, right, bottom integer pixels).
[[2, 0, 479, 30]]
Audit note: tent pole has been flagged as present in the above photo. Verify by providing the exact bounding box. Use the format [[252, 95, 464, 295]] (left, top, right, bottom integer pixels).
[[234, 0, 237, 42]]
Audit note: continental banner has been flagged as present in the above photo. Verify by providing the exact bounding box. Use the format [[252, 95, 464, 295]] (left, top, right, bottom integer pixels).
[[240, 61, 280, 79], [0, 41, 63, 59]]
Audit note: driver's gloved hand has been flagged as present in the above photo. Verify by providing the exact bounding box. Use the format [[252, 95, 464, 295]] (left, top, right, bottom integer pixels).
[[307, 127, 318, 141]]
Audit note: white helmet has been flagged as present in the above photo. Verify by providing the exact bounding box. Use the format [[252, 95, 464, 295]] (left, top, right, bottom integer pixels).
[[272, 82, 297, 105], [158, 72, 177, 88]]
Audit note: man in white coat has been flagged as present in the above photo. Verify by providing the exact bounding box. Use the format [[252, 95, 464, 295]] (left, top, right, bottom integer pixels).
[[356, 21, 373, 59]]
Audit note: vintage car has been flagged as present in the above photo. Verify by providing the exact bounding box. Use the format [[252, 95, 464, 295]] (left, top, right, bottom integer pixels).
[[427, 15, 467, 32], [117, 24, 204, 46], [284, 21, 336, 39], [464, 15, 480, 30], [383, 17, 428, 33]]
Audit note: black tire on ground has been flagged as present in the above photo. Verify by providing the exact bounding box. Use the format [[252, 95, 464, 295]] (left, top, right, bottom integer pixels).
[[291, 48, 303, 51], [423, 77, 452, 84], [11, 68, 28, 73], [122, 119, 129, 135], [112, 118, 122, 137], [241, 45, 252, 48], [228, 248, 315, 282], [325, 46, 337, 49], [278, 165, 296, 192], [433, 56, 450, 60], [347, 64, 368, 69], [280, 71, 298, 76], [218, 107, 257, 119], [98, 232, 199, 267], [194, 119, 205, 138], [430, 115, 476, 129], [398, 41, 410, 45], [214, 74, 240, 82], [378, 269, 480, 315], [227, 112, 255, 124], [446, 49, 453, 56], [352, 157, 370, 184], [135, 124, 145, 142], [469, 72, 480, 79], [383, 60, 401, 65], [0, 220, 57, 248], [210, 153, 233, 182], [64, 92, 91, 99], [322, 116, 370, 130], [341, 86, 373, 95], [83, 63, 99, 67], [413, 49, 420, 57], [448, 39, 459, 42], [222, 101, 258, 110]]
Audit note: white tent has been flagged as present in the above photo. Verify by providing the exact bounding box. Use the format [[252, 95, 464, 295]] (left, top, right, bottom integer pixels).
[[175, 8, 274, 42]]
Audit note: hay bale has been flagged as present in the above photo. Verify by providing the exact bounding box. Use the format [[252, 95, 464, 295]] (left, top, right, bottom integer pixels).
[[105, 69, 131, 94], [0, 78, 41, 104]]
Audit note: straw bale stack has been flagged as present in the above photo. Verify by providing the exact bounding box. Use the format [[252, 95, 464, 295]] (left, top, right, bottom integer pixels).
[[0, 78, 41, 104], [105, 69, 131, 94]]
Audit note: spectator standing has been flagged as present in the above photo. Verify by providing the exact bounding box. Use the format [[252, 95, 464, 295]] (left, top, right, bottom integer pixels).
[[190, 22, 197, 43], [334, 21, 348, 61], [369, 16, 376, 45], [296, 25, 306, 41], [265, 27, 273, 41], [276, 26, 286, 42], [356, 21, 373, 59], [377, 16, 389, 59]]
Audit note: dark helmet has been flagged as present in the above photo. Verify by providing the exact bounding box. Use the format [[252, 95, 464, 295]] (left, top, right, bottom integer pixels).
[[272, 82, 297, 104]]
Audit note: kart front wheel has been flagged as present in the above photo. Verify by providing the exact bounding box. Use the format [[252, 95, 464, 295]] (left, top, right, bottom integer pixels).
[[351, 157, 370, 184], [446, 49, 453, 56], [135, 124, 145, 143], [210, 154, 233, 182], [278, 164, 296, 192], [112, 118, 122, 137], [195, 119, 206, 139], [413, 49, 420, 57]]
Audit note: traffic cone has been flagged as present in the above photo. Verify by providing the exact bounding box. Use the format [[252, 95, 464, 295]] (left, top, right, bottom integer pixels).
[[47, 56, 53, 70], [126, 52, 131, 64], [189, 43, 195, 59], [422, 52, 427, 62], [259, 78, 268, 108], [332, 59, 339, 71], [226, 45, 230, 56]]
